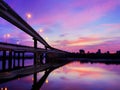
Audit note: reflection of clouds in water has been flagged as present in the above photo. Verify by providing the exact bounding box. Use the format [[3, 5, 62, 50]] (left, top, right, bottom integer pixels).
[[41, 62, 120, 90], [67, 62, 120, 74], [1, 61, 119, 90], [65, 63, 120, 81]]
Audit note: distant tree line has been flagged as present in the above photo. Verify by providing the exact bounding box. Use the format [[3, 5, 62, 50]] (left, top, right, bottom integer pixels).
[[66, 49, 120, 59]]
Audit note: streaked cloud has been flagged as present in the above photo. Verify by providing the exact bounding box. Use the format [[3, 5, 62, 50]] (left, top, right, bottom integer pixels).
[[1, 0, 120, 52], [53, 37, 120, 52]]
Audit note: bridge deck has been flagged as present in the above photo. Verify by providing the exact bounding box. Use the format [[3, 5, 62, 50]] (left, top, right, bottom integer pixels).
[[0, 42, 46, 52]]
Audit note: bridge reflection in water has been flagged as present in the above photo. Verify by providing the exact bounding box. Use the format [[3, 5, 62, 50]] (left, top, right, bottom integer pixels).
[[0, 57, 72, 88], [32, 61, 69, 90], [0, 59, 120, 90], [32, 68, 53, 90]]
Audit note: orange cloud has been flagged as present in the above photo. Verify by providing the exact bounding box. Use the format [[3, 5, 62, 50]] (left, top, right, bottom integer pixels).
[[54, 37, 108, 47], [52, 36, 120, 52]]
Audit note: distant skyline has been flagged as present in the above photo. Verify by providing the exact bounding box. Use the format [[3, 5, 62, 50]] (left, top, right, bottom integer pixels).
[[0, 0, 120, 53]]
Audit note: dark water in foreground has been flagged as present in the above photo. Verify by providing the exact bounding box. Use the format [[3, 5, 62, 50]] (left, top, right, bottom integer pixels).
[[0, 59, 120, 90]]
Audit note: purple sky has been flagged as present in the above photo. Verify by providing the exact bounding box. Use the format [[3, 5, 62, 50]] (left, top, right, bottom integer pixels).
[[0, 0, 120, 53]]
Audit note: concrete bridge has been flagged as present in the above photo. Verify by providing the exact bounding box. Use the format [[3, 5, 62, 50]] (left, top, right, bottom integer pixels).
[[0, 0, 69, 71]]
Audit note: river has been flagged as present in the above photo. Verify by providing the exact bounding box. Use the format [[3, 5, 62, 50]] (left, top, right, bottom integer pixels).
[[0, 59, 120, 90]]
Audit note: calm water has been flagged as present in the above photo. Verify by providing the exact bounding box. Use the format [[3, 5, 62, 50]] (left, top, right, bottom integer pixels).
[[0, 60, 120, 90]]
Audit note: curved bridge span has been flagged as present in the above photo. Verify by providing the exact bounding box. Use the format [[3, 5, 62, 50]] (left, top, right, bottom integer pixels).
[[0, 0, 70, 71]]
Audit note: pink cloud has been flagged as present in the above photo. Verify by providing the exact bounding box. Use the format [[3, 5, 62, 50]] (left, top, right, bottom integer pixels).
[[52, 37, 120, 53], [51, 37, 100, 52], [3, 30, 34, 46], [69, 37, 102, 45], [53, 37, 108, 46], [13, 32, 33, 46], [102, 23, 120, 31], [29, 0, 120, 30], [63, 0, 120, 27], [84, 39, 120, 53]]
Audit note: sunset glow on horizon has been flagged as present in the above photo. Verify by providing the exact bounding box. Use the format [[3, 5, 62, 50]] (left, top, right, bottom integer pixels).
[[0, 0, 120, 53]]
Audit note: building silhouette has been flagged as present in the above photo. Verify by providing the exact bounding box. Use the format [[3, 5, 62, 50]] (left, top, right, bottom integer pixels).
[[79, 49, 85, 54], [96, 49, 101, 54]]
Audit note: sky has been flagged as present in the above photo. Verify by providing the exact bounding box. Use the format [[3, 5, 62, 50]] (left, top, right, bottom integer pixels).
[[0, 0, 120, 53]]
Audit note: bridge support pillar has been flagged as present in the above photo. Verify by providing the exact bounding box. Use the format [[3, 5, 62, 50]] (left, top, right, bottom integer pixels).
[[33, 73, 37, 85], [8, 51, 12, 69], [13, 51, 16, 68], [45, 46, 47, 50], [18, 52, 20, 67], [22, 52, 25, 67], [33, 38, 37, 65], [2, 51, 6, 71]]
